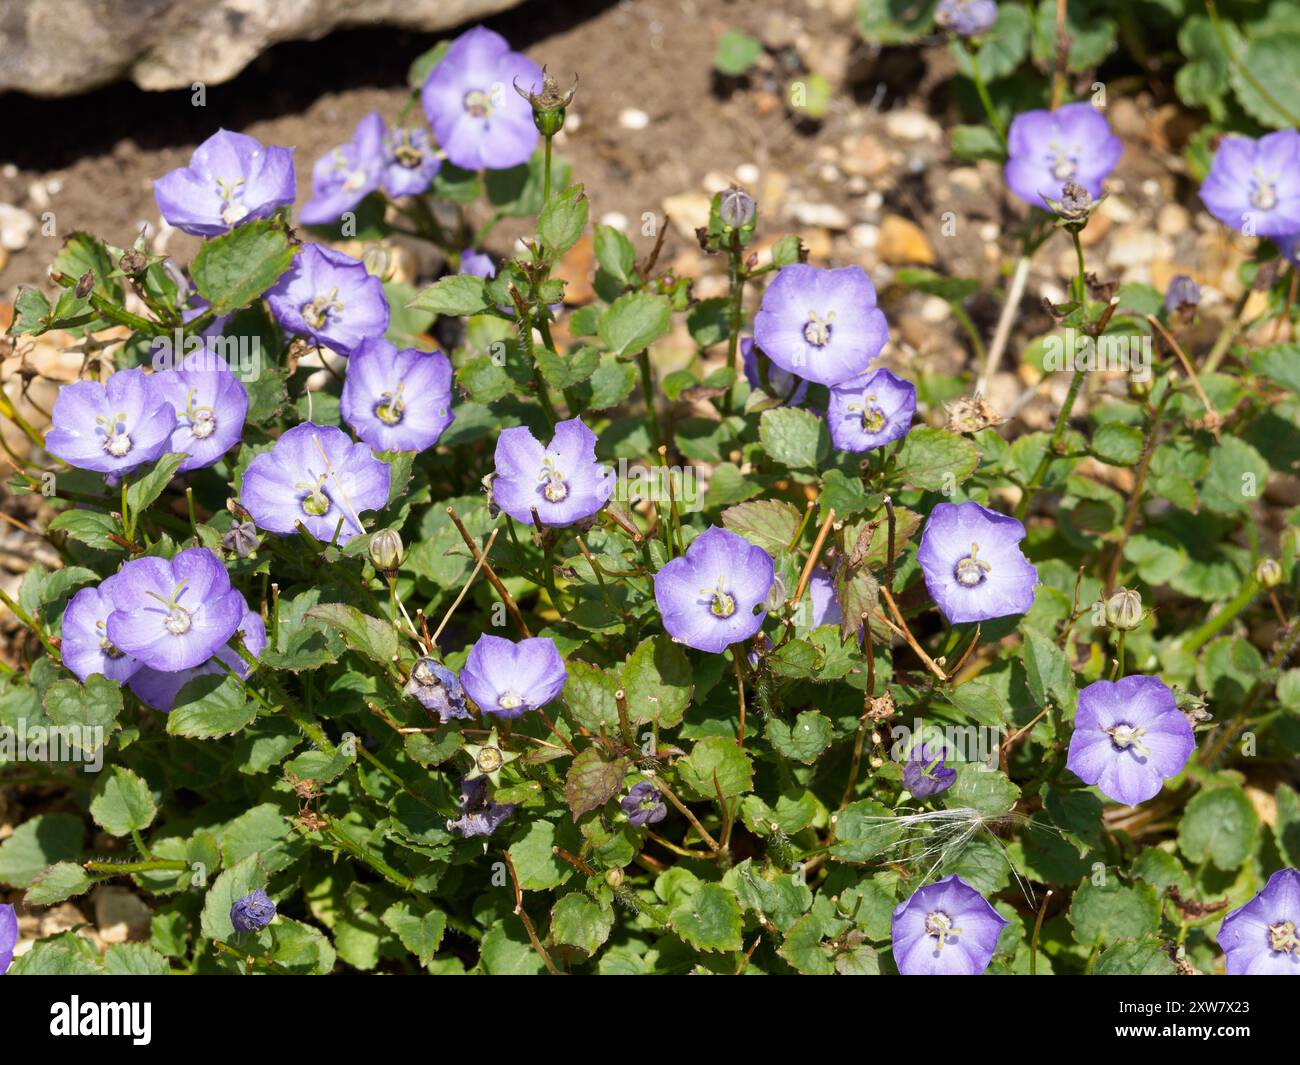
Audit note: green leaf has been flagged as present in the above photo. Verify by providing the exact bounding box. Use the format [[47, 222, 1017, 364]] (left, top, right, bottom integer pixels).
[[1253, 343, 1300, 392], [562, 659, 621, 732], [944, 764, 1021, 818], [507, 819, 573, 891], [950, 124, 1006, 162], [1092, 423, 1144, 466], [0, 813, 84, 887], [830, 800, 902, 862], [549, 893, 614, 954], [1068, 878, 1160, 946], [1022, 626, 1077, 710], [1230, 33, 1300, 129], [25, 861, 94, 906], [593, 224, 637, 288], [8, 932, 101, 975], [167, 674, 258, 740], [382, 901, 447, 966], [191, 220, 295, 316], [778, 913, 836, 974], [564, 748, 630, 820], [1200, 437, 1268, 514], [537, 184, 588, 257], [715, 29, 764, 75], [43, 675, 121, 753], [679, 737, 754, 799], [760, 406, 830, 469], [305, 603, 398, 665], [895, 427, 980, 491], [621, 636, 693, 728], [103, 942, 172, 975], [670, 883, 743, 952], [409, 274, 491, 317], [952, 3, 1032, 80], [721, 499, 802, 554], [1030, 0, 1116, 73], [1094, 937, 1178, 975], [125, 452, 186, 513], [1177, 785, 1259, 871], [597, 292, 672, 357], [90, 765, 157, 836], [896, 267, 979, 303], [765, 710, 833, 764], [48, 508, 123, 551]]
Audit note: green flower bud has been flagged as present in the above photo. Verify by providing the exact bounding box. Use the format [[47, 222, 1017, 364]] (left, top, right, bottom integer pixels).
[[369, 529, 404, 573], [604, 867, 624, 889], [1105, 588, 1143, 631], [1255, 558, 1283, 588], [514, 66, 577, 138]]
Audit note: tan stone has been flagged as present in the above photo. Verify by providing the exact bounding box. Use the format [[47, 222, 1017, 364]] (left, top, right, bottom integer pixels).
[[877, 215, 935, 265]]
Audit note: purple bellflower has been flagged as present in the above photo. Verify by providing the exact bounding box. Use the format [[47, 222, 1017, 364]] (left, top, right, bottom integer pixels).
[[230, 889, 276, 933], [1200, 130, 1300, 238], [340, 338, 454, 454], [828, 368, 916, 453], [241, 422, 391, 545], [420, 27, 543, 171], [265, 244, 390, 356], [753, 264, 889, 387], [741, 337, 808, 404], [917, 502, 1038, 624], [299, 112, 386, 225], [404, 657, 470, 723], [1004, 103, 1122, 209], [492, 418, 614, 527], [459, 634, 568, 719], [60, 584, 142, 684], [902, 743, 957, 799], [0, 903, 16, 975], [891, 875, 1007, 975], [45, 369, 176, 477], [152, 353, 249, 473], [103, 548, 245, 673], [447, 776, 516, 838], [459, 249, 496, 279], [622, 782, 668, 827], [1164, 274, 1202, 314], [1066, 675, 1196, 806], [129, 607, 266, 714], [806, 567, 842, 628], [382, 126, 442, 197], [153, 130, 295, 237], [936, 0, 998, 37], [654, 526, 774, 654], [1218, 867, 1300, 976]]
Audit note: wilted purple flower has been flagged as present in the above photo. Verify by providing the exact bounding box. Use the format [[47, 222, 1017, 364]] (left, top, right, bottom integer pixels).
[[241, 422, 391, 544], [1218, 867, 1300, 976], [447, 775, 516, 838], [153, 129, 295, 237], [654, 526, 774, 654], [1200, 130, 1300, 238], [891, 875, 1007, 975], [917, 502, 1038, 625], [340, 338, 454, 453], [0, 903, 16, 975], [1066, 675, 1195, 806], [60, 584, 141, 684], [492, 418, 614, 527], [151, 353, 249, 473], [104, 548, 245, 673], [265, 244, 390, 356], [129, 607, 265, 714], [1004, 103, 1122, 209], [752, 264, 889, 387], [828, 368, 916, 453], [741, 337, 808, 404], [420, 27, 543, 171], [936, 0, 998, 37], [622, 782, 667, 827], [230, 889, 276, 933], [404, 657, 470, 723], [222, 521, 261, 558], [459, 634, 568, 719], [807, 566, 841, 628], [1164, 274, 1202, 314], [45, 369, 177, 477], [902, 744, 957, 799], [383, 126, 442, 197], [299, 112, 385, 226]]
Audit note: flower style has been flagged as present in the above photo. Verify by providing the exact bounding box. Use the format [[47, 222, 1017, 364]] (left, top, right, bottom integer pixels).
[[153, 129, 295, 236], [299, 112, 386, 225], [340, 338, 454, 453], [1066, 675, 1195, 806], [241, 422, 391, 544], [827, 368, 916, 453], [1200, 130, 1300, 238], [103, 548, 245, 673], [741, 337, 808, 404], [382, 126, 442, 197], [622, 782, 667, 827], [45, 368, 177, 477], [459, 634, 568, 719], [1004, 103, 1123, 209], [152, 353, 249, 472], [129, 607, 266, 714], [60, 584, 142, 684], [1217, 867, 1300, 976], [902, 743, 957, 799], [752, 264, 889, 386], [492, 418, 614, 527], [936, 0, 998, 37], [230, 889, 277, 933], [420, 26, 544, 171], [917, 502, 1038, 624], [0, 903, 16, 975], [265, 244, 390, 356], [891, 875, 1007, 975], [447, 776, 516, 838], [404, 657, 470, 723], [654, 526, 774, 653]]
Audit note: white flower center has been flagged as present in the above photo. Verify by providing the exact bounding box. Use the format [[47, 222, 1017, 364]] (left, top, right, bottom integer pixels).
[[701, 576, 736, 618], [1105, 722, 1151, 757], [375, 385, 406, 426], [301, 288, 343, 331], [1049, 145, 1077, 181], [216, 177, 248, 226], [803, 310, 834, 348], [1268, 920, 1299, 955], [925, 910, 962, 951], [953, 542, 991, 587], [97, 411, 132, 458], [498, 691, 523, 712], [464, 89, 494, 118], [1251, 173, 1278, 211], [296, 474, 332, 517], [539, 456, 568, 503]]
